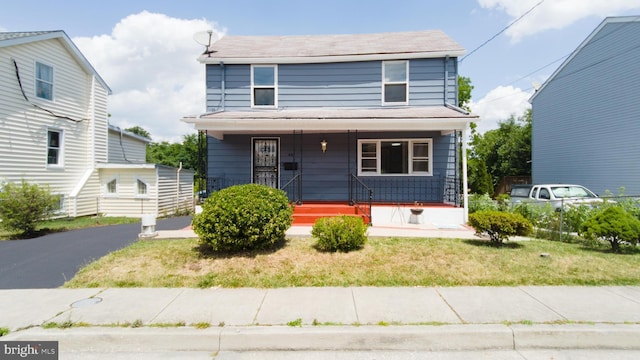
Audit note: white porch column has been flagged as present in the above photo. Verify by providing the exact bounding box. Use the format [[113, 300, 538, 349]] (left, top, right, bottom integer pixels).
[[461, 127, 469, 223]]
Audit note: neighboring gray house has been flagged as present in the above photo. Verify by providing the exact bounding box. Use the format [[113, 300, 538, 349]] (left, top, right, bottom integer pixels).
[[183, 30, 477, 224], [530, 16, 640, 196]]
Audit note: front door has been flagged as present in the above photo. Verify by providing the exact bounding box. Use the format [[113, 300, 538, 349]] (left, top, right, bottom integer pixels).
[[253, 138, 279, 188]]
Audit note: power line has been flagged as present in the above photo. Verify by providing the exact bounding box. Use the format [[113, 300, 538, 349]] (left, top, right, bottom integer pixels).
[[460, 0, 545, 63]]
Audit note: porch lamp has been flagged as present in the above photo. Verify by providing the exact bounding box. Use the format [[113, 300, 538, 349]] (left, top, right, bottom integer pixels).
[[321, 139, 328, 153]]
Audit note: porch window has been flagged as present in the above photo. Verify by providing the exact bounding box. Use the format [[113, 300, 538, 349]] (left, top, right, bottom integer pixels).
[[252, 65, 277, 107], [47, 129, 62, 166], [383, 61, 408, 104], [358, 139, 432, 176], [35, 62, 54, 100]]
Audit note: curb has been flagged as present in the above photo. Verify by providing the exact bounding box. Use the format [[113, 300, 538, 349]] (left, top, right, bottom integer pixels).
[[4, 324, 640, 352]]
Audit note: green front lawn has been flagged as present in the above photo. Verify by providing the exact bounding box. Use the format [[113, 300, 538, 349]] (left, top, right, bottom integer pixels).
[[63, 236, 640, 288]]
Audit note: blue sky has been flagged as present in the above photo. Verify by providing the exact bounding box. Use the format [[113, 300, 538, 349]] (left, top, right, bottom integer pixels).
[[2, 0, 640, 141]]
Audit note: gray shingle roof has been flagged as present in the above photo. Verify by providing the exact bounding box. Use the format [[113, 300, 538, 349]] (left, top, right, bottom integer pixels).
[[203, 30, 465, 63], [0, 31, 58, 41]]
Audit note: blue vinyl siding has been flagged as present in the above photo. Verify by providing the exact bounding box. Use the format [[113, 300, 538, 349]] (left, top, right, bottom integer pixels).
[[532, 20, 640, 195], [207, 131, 457, 202], [205, 59, 455, 111]]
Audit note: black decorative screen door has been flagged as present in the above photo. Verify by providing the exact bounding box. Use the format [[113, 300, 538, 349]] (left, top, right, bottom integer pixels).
[[253, 138, 279, 188]]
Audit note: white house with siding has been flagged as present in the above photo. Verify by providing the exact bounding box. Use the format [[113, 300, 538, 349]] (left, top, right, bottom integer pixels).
[[0, 30, 193, 218]]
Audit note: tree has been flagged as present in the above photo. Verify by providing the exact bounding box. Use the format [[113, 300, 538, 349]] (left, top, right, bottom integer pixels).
[[468, 109, 532, 193], [468, 158, 494, 195], [458, 76, 474, 112], [124, 126, 152, 139]]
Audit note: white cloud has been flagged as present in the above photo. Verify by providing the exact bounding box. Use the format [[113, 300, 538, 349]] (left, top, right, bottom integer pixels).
[[470, 85, 532, 133], [478, 0, 640, 42], [73, 11, 224, 143]]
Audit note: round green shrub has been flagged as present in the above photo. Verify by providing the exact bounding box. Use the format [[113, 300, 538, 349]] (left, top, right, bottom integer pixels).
[[581, 206, 640, 252], [0, 180, 57, 236], [468, 210, 532, 245], [311, 215, 368, 252], [192, 184, 293, 253]]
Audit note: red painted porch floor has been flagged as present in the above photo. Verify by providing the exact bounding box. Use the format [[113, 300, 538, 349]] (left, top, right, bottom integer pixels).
[[291, 202, 455, 226]]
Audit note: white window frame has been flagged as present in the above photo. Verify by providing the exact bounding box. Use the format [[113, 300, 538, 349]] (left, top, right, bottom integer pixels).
[[46, 128, 64, 168], [357, 138, 432, 176], [135, 177, 149, 197], [105, 177, 119, 197], [382, 60, 409, 105], [251, 64, 277, 108], [35, 61, 54, 101]]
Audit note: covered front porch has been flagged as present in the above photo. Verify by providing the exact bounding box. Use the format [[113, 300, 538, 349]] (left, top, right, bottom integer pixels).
[[183, 106, 477, 225]]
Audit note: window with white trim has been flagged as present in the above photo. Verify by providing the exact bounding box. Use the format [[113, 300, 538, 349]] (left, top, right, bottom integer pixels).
[[383, 61, 408, 104], [252, 65, 277, 107], [47, 129, 62, 166], [136, 179, 148, 196], [35, 62, 53, 100], [106, 178, 118, 195], [358, 139, 432, 176]]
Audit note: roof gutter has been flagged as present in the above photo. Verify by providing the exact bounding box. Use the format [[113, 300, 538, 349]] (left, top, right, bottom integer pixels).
[[199, 51, 465, 65]]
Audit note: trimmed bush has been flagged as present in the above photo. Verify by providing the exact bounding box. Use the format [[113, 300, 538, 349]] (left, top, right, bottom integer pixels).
[[468, 210, 532, 246], [0, 180, 57, 236], [192, 184, 293, 253], [580, 206, 640, 252], [312, 215, 368, 252]]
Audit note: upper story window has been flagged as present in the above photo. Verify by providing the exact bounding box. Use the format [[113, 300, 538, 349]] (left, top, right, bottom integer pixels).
[[47, 129, 63, 167], [35, 62, 54, 100], [383, 61, 408, 104], [358, 139, 432, 176], [252, 65, 277, 107]]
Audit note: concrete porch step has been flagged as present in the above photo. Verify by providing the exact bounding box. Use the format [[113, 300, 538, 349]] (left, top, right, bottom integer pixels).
[[291, 203, 369, 225]]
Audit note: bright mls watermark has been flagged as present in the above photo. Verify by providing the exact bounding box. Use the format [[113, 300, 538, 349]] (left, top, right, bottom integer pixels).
[[1, 342, 58, 359]]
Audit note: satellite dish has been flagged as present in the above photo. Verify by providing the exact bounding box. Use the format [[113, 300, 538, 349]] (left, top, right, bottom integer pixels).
[[193, 30, 216, 53]]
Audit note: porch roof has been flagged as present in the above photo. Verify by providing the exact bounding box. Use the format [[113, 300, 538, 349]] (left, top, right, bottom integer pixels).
[[182, 106, 478, 139]]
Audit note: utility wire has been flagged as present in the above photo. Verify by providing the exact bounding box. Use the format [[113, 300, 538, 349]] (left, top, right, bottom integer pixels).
[[460, 0, 545, 63], [12, 58, 87, 123], [479, 16, 640, 105]]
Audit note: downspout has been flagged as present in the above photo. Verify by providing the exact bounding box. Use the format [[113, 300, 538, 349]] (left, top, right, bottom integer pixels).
[[176, 162, 182, 214], [444, 55, 449, 104], [461, 128, 469, 223], [220, 62, 225, 111]]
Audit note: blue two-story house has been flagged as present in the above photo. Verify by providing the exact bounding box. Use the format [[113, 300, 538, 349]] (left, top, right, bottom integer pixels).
[[183, 30, 477, 225]]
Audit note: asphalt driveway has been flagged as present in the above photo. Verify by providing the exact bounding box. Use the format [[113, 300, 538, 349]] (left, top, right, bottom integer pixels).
[[0, 216, 192, 289]]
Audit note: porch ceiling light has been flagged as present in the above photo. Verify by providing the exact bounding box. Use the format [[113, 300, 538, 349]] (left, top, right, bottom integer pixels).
[[321, 139, 327, 153]]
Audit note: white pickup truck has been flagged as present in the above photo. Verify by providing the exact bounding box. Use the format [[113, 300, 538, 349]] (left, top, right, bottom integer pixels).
[[510, 184, 602, 210]]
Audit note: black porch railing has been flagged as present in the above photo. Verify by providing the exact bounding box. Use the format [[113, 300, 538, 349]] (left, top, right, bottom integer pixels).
[[206, 174, 460, 210], [282, 173, 302, 205], [357, 175, 460, 206], [350, 174, 373, 224]]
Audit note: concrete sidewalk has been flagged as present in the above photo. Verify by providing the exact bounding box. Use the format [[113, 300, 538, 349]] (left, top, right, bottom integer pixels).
[[1, 286, 639, 353], [154, 223, 481, 240]]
